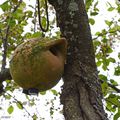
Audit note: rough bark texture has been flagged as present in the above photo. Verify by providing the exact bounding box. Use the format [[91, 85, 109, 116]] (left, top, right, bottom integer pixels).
[[48, 0, 108, 120], [0, 68, 12, 93]]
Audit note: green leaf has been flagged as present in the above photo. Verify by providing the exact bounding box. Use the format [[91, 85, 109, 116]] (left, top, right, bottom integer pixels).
[[40, 91, 46, 95], [95, 31, 102, 36], [114, 108, 120, 120], [110, 79, 118, 86], [31, 32, 42, 38], [16, 102, 23, 109], [105, 20, 113, 27], [94, 1, 99, 9], [19, 2, 26, 10], [0, 1, 10, 12], [106, 47, 113, 53], [108, 7, 115, 11], [102, 38, 108, 43], [101, 58, 110, 70], [93, 40, 101, 46], [51, 89, 58, 96], [13, 9, 24, 19], [117, 6, 120, 13], [32, 114, 38, 120], [106, 94, 120, 113], [5, 95, 11, 100], [102, 64, 107, 71], [96, 61, 102, 67], [90, 12, 98, 16], [24, 32, 32, 39], [6, 80, 11, 83], [86, 0, 94, 11], [96, 52, 102, 59], [7, 105, 14, 114], [101, 29, 107, 34], [89, 18, 95, 25], [5, 86, 12, 91], [25, 10, 33, 18], [99, 74, 107, 81], [41, 16, 47, 28], [106, 101, 116, 112], [8, 19, 16, 27], [118, 53, 120, 59], [108, 57, 116, 63], [12, 0, 18, 4], [101, 81, 108, 96], [114, 66, 120, 76], [109, 27, 117, 33]]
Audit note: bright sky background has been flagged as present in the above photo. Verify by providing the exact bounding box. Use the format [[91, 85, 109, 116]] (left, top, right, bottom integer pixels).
[[0, 0, 120, 120]]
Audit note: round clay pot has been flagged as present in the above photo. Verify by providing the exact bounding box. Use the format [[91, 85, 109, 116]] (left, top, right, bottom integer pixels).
[[10, 38, 67, 92]]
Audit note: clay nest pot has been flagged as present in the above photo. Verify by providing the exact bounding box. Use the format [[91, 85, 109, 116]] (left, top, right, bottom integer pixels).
[[10, 38, 67, 92]]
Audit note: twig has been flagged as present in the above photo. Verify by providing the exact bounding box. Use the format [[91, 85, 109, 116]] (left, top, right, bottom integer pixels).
[[92, 29, 120, 40], [0, 29, 4, 40], [0, 68, 12, 81], [5, 92, 33, 118], [1, 26, 10, 71], [100, 79, 120, 93], [33, 1, 37, 33]]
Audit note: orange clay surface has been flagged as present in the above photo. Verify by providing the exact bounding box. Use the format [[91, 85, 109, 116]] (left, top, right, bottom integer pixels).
[[10, 38, 67, 91]]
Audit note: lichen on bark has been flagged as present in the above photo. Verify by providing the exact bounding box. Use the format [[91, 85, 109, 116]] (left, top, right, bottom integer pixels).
[[48, 0, 108, 120]]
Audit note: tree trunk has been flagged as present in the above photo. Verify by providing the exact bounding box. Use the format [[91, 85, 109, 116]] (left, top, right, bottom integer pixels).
[[48, 0, 108, 120]]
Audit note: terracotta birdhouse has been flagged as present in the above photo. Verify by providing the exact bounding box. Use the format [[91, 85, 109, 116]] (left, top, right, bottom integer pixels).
[[10, 38, 67, 94]]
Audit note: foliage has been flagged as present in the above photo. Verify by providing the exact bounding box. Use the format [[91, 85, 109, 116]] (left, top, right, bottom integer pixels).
[[0, 0, 120, 119], [91, 1, 120, 119]]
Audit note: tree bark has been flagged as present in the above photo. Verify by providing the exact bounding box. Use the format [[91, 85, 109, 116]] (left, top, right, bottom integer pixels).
[[48, 0, 108, 120]]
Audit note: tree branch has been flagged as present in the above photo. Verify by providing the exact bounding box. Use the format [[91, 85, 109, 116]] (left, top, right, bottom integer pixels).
[[5, 92, 33, 118], [48, 0, 55, 5], [1, 0, 23, 71], [0, 68, 12, 82], [0, 29, 4, 40], [92, 29, 120, 40], [100, 79, 120, 93], [1, 26, 10, 71]]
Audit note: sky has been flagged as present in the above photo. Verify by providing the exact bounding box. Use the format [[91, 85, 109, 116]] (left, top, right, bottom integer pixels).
[[0, 0, 120, 120]]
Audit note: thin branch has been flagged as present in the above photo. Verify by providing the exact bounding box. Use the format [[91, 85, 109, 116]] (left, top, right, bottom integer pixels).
[[107, 83, 120, 93], [12, 0, 23, 13], [92, 29, 120, 40], [0, 29, 4, 40], [0, 68, 12, 81], [1, 26, 10, 71], [5, 92, 33, 118], [33, 1, 37, 33], [100, 79, 120, 93]]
